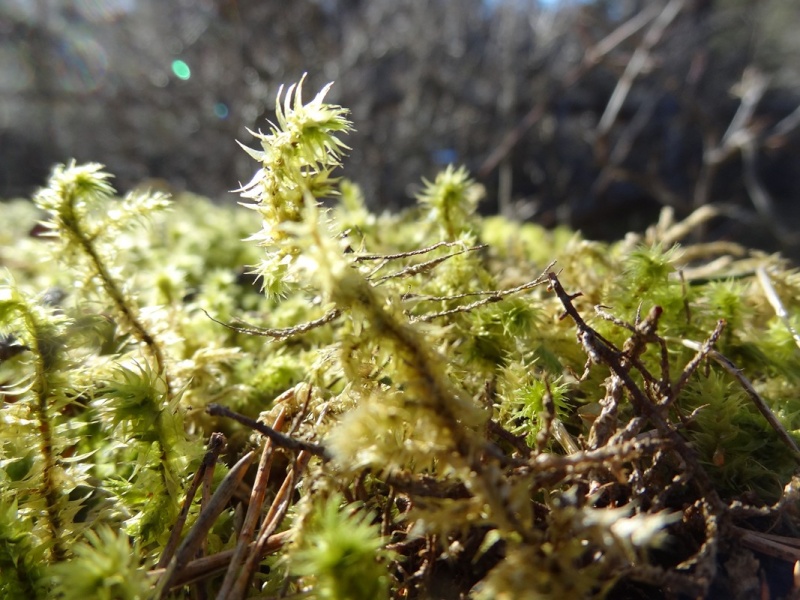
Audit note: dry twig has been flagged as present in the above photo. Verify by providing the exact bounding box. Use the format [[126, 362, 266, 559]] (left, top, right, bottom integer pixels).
[[215, 410, 285, 599], [207, 402, 328, 458], [155, 450, 256, 598], [203, 308, 341, 340], [157, 432, 226, 569]]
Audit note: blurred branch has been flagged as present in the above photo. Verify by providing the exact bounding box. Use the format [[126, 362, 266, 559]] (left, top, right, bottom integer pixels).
[[479, 2, 664, 178], [692, 67, 799, 245], [694, 68, 768, 209], [597, 0, 686, 139], [706, 68, 769, 166], [741, 137, 799, 245], [766, 103, 800, 144]]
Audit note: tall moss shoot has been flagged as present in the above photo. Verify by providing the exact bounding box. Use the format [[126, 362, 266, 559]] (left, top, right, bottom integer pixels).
[[237, 75, 352, 299]]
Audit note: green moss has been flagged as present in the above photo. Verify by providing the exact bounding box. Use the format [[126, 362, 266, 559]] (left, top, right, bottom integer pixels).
[[290, 494, 393, 600], [2, 78, 800, 599]]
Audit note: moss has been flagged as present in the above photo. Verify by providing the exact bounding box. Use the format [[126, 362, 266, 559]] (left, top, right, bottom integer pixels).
[[2, 78, 800, 599]]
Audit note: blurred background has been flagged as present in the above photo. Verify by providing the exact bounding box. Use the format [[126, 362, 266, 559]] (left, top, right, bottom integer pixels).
[[2, 0, 800, 257]]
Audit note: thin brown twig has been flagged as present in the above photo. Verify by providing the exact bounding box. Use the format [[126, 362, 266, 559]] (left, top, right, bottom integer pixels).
[[736, 528, 800, 563], [531, 432, 668, 472], [594, 304, 671, 396], [356, 241, 487, 283], [669, 319, 725, 403], [216, 410, 285, 599], [403, 287, 530, 303], [155, 450, 256, 598], [199, 440, 217, 563], [673, 500, 718, 597], [228, 450, 313, 600], [487, 419, 533, 459], [535, 378, 556, 455], [157, 432, 226, 569], [736, 527, 800, 550], [373, 244, 487, 284], [148, 531, 291, 589], [203, 308, 341, 340], [547, 272, 725, 511], [383, 473, 471, 500], [354, 241, 470, 262], [410, 260, 555, 323], [226, 402, 320, 599], [382, 486, 397, 538], [287, 384, 314, 437], [729, 477, 800, 518], [207, 403, 328, 459]]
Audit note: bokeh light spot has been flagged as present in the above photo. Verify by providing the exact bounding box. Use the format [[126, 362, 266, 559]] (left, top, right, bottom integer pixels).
[[171, 60, 191, 80], [213, 102, 229, 119]]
